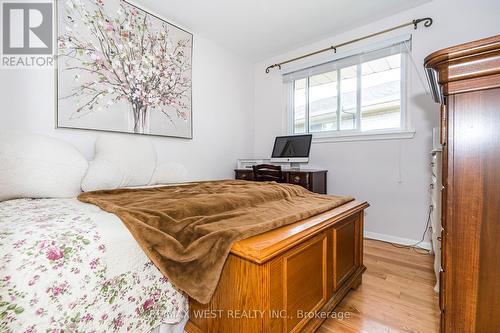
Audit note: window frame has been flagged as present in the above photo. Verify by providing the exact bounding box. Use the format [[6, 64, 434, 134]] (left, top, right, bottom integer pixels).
[[285, 37, 415, 142]]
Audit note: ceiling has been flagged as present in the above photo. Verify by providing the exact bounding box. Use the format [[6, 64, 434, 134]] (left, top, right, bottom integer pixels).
[[137, 0, 432, 61]]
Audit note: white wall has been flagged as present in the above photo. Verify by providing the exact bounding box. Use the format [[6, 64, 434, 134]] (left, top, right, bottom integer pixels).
[[253, 0, 500, 244], [0, 33, 255, 181], [1, 0, 498, 244]]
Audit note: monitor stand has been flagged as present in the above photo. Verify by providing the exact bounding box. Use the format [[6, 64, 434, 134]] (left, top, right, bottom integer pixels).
[[289, 162, 302, 170]]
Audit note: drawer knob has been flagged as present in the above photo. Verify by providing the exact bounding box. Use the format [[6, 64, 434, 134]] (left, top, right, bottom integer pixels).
[[293, 176, 301, 182]]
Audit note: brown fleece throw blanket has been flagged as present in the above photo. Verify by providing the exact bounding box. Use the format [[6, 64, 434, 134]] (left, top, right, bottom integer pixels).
[[78, 180, 353, 303]]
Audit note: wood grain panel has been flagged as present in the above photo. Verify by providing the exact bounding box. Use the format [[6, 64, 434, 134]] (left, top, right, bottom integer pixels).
[[187, 254, 268, 333], [469, 89, 500, 332], [283, 233, 327, 333], [450, 93, 482, 331], [333, 218, 359, 290], [446, 90, 500, 332], [287, 172, 310, 188], [235, 170, 255, 181], [444, 73, 500, 95], [310, 171, 327, 195]]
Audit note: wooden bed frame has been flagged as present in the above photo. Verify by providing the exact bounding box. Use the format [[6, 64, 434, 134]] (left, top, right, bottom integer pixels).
[[185, 200, 369, 333]]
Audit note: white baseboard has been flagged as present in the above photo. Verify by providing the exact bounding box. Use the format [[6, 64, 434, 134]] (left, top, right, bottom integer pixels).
[[364, 231, 432, 251]]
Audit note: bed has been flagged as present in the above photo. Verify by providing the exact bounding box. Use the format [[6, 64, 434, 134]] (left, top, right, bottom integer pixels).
[[0, 185, 367, 333], [0, 198, 188, 333], [0, 133, 368, 333]]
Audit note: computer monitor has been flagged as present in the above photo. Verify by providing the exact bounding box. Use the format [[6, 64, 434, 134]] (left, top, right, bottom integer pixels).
[[270, 134, 312, 165]]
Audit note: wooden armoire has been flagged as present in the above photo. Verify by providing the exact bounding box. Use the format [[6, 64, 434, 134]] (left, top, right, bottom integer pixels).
[[425, 35, 500, 332]]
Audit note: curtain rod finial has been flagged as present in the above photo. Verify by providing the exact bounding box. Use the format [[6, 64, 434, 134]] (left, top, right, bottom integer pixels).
[[413, 17, 433, 30], [265, 64, 282, 74]]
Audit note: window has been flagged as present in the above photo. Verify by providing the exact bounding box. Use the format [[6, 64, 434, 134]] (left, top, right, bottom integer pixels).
[[285, 39, 412, 141]]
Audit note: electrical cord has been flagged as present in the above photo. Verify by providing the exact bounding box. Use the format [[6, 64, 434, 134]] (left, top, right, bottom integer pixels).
[[386, 204, 433, 255], [372, 156, 439, 256]]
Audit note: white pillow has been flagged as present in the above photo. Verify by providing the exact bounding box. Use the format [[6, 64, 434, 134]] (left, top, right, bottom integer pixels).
[[81, 159, 124, 192], [82, 135, 157, 191], [0, 131, 88, 201], [150, 162, 188, 185]]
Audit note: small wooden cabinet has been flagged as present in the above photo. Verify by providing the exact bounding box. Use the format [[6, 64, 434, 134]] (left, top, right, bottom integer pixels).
[[235, 169, 328, 194]]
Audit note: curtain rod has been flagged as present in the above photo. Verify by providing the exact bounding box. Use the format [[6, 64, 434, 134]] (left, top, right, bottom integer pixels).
[[265, 17, 433, 73]]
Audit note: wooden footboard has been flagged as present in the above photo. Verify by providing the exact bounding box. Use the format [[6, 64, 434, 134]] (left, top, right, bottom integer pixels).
[[185, 200, 369, 333]]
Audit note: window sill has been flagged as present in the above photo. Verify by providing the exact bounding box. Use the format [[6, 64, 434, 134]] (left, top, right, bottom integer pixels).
[[311, 129, 416, 143]]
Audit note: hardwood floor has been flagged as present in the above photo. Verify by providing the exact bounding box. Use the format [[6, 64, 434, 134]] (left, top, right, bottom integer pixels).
[[317, 239, 440, 333]]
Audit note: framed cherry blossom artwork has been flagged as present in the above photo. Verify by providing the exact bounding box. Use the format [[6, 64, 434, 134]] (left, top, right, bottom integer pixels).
[[56, 0, 193, 138]]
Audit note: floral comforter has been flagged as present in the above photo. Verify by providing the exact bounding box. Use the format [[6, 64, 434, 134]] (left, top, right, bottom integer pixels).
[[0, 198, 188, 333]]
